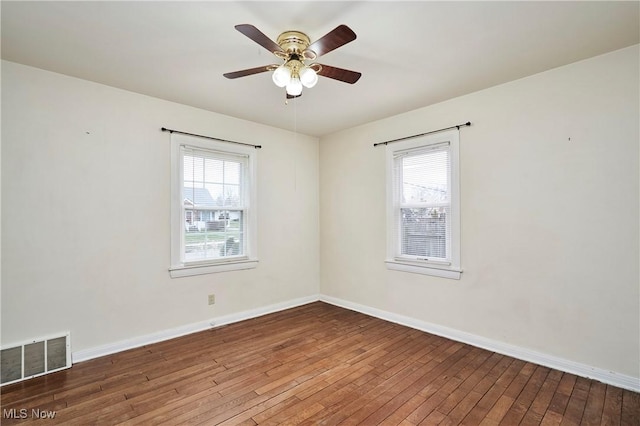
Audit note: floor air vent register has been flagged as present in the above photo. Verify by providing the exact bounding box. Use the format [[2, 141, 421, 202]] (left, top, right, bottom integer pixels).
[[1, 332, 71, 386]]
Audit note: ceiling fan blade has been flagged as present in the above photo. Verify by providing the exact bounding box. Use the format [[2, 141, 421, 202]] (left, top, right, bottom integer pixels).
[[316, 64, 362, 84], [307, 25, 356, 57], [223, 65, 274, 79], [235, 24, 284, 54]]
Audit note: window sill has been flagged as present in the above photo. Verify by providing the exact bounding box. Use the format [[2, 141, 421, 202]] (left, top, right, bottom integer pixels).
[[385, 259, 461, 280], [169, 258, 258, 278]]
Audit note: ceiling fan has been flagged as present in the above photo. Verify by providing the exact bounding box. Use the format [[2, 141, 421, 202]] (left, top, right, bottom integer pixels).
[[223, 24, 362, 99]]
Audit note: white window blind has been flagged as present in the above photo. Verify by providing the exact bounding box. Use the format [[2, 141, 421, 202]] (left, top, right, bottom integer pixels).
[[394, 142, 451, 261], [181, 146, 248, 263]]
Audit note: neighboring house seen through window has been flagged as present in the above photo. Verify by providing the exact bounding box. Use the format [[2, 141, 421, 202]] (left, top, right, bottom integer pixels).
[[386, 128, 461, 279], [170, 133, 257, 277]]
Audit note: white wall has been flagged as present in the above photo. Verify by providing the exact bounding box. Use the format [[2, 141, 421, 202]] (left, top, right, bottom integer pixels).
[[319, 46, 639, 379], [1, 61, 320, 353], [2, 45, 639, 386]]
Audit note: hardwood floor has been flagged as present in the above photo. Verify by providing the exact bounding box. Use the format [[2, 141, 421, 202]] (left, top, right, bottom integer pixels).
[[1, 302, 638, 425]]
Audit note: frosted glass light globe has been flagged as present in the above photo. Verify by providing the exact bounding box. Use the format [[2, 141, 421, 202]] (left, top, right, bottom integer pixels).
[[272, 65, 291, 88], [299, 66, 318, 88], [286, 77, 303, 96]]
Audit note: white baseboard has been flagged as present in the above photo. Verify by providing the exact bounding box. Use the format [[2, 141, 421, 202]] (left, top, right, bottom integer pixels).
[[319, 295, 640, 393], [72, 293, 639, 393], [72, 294, 319, 363]]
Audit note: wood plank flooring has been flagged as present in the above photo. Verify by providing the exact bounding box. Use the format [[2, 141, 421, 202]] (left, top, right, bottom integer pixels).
[[1, 302, 638, 425]]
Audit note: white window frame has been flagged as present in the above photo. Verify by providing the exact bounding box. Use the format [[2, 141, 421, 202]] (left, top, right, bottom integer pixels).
[[385, 128, 461, 279], [169, 133, 258, 278]]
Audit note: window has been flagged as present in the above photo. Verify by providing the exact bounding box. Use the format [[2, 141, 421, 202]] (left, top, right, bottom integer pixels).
[[170, 133, 257, 277], [386, 129, 461, 279]]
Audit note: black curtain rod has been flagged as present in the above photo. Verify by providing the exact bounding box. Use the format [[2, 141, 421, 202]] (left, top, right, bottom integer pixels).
[[373, 122, 471, 147], [161, 127, 262, 149]]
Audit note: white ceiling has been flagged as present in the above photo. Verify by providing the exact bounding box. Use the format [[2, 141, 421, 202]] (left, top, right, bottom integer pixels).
[[2, 1, 638, 138]]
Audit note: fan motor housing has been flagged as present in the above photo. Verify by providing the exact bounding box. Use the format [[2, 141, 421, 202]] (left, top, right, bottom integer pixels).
[[277, 31, 310, 55]]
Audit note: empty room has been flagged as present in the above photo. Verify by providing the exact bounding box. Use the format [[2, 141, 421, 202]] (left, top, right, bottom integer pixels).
[[1, 1, 639, 424]]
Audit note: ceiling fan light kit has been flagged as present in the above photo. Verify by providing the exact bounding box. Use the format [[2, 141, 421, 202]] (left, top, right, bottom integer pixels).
[[224, 24, 362, 100], [272, 57, 317, 95]]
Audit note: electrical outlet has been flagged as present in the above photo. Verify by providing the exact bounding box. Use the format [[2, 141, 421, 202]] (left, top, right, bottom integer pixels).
[[208, 294, 215, 305]]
